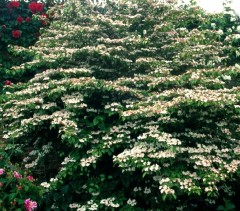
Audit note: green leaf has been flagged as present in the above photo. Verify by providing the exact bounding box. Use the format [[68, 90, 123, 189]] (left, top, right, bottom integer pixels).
[[9, 193, 16, 201], [93, 116, 104, 126], [162, 194, 167, 201], [217, 205, 225, 211]]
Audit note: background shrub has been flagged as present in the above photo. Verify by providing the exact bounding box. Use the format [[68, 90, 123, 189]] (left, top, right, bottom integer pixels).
[[0, 0, 52, 93], [0, 150, 43, 210], [0, 0, 49, 49]]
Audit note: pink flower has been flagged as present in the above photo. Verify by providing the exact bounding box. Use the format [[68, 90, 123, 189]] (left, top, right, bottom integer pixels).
[[24, 198, 37, 211], [26, 175, 34, 181], [13, 171, 22, 179], [0, 182, 3, 187], [5, 80, 13, 86], [41, 13, 49, 18], [0, 169, 4, 175]]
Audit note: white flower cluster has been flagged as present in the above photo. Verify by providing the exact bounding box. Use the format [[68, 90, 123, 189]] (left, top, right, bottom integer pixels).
[[40, 182, 50, 188], [69, 200, 98, 211], [61, 156, 76, 165], [80, 155, 99, 167], [100, 197, 120, 208], [127, 198, 137, 206], [159, 185, 175, 195], [25, 142, 53, 169]]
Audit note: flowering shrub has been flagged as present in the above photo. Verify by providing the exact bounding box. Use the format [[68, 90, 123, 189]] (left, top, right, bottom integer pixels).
[[0, 0, 240, 210], [0, 0, 49, 50], [0, 0, 54, 94], [0, 150, 42, 210]]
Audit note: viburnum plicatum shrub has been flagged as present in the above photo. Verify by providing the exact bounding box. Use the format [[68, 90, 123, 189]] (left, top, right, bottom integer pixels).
[[1, 0, 240, 210]]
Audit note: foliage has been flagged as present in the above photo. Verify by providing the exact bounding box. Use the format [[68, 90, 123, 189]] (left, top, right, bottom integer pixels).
[[0, 0, 240, 210], [217, 198, 236, 211]]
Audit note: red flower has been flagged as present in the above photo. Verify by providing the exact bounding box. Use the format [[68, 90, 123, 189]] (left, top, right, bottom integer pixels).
[[25, 17, 31, 22], [6, 1, 20, 9], [1, 25, 6, 29], [12, 30, 21, 38], [5, 80, 13, 86], [28, 2, 43, 13], [16, 16, 24, 24]]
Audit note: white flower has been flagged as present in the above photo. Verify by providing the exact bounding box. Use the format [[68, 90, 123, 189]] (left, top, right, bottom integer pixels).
[[127, 198, 137, 206], [61, 156, 76, 165], [40, 182, 50, 188], [211, 23, 216, 29], [100, 198, 119, 208], [159, 185, 175, 195], [144, 187, 151, 194], [69, 203, 80, 208], [88, 203, 98, 210], [77, 206, 87, 211], [217, 29, 223, 35], [231, 17, 236, 22], [50, 178, 58, 182], [236, 25, 240, 33], [91, 192, 100, 196], [233, 34, 240, 39], [133, 187, 142, 192], [222, 75, 231, 81]]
